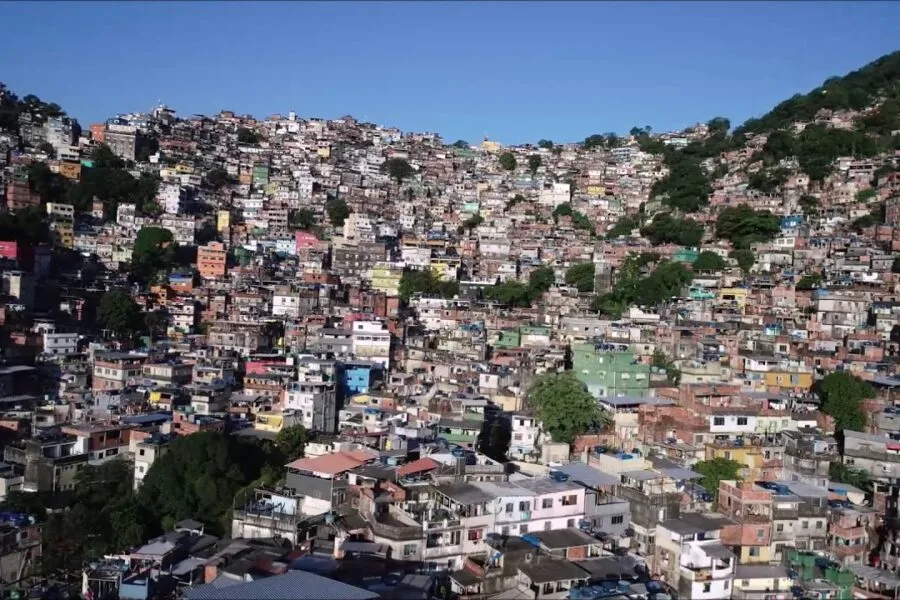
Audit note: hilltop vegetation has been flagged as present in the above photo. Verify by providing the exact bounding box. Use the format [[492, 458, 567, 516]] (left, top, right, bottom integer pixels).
[[643, 50, 900, 209]]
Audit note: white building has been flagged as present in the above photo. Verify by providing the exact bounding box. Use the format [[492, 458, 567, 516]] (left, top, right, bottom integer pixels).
[[158, 182, 188, 215], [539, 183, 570, 207], [351, 320, 391, 369], [43, 331, 79, 356], [655, 514, 735, 600]]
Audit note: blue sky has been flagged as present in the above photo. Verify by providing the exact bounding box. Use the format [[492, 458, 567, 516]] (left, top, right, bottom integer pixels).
[[1, 1, 899, 145]]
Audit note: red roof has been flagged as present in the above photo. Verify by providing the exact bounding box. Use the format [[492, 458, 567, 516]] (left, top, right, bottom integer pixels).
[[286, 452, 371, 476], [396, 457, 440, 477]]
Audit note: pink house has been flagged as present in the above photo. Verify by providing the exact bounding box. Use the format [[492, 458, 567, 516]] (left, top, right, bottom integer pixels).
[[294, 231, 319, 253]]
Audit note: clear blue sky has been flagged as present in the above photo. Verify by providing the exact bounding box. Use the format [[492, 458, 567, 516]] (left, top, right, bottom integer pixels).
[[1, 1, 899, 145]]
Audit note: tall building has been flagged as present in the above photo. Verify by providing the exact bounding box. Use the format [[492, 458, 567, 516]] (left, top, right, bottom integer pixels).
[[197, 242, 227, 279]]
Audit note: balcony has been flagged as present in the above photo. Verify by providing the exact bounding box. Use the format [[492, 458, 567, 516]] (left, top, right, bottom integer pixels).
[[423, 544, 462, 559], [424, 518, 462, 531], [773, 508, 799, 520]]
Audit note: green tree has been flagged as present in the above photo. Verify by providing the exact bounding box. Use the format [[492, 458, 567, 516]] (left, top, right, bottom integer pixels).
[[527, 154, 542, 176], [729, 248, 755, 273], [641, 213, 704, 247], [796, 274, 822, 290], [461, 213, 484, 231], [499, 152, 517, 171], [98, 290, 142, 338], [132, 226, 175, 284], [452, 140, 469, 149], [138, 432, 275, 536], [528, 266, 555, 295], [325, 197, 350, 227], [291, 208, 316, 230], [91, 144, 125, 169], [817, 372, 873, 433], [206, 167, 229, 188], [380, 158, 415, 184], [651, 349, 681, 386], [799, 194, 819, 216], [527, 372, 611, 445], [484, 281, 534, 307], [693, 458, 742, 499], [236, 127, 260, 144], [537, 139, 554, 150], [715, 205, 781, 248], [856, 188, 877, 203], [829, 462, 871, 491], [693, 251, 727, 271], [275, 425, 309, 462], [26, 161, 69, 205], [606, 217, 639, 239], [398, 269, 458, 302], [565, 262, 596, 293]]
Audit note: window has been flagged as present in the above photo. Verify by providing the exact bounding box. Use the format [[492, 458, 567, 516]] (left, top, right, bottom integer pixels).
[[756, 529, 764, 539], [467, 529, 483, 542], [501, 526, 510, 536], [737, 417, 748, 426], [713, 417, 724, 426], [562, 495, 577, 506], [611, 515, 624, 525], [702, 583, 711, 593], [520, 524, 528, 534], [403, 543, 416, 557], [567, 519, 575, 528], [505, 503, 514, 514], [542, 498, 553, 509], [544, 521, 552, 531], [724, 581, 729, 590], [749, 547, 760, 557], [802, 520, 809, 530], [139, 449, 145, 456], [815, 521, 823, 530], [519, 501, 530, 511], [776, 524, 783, 532]]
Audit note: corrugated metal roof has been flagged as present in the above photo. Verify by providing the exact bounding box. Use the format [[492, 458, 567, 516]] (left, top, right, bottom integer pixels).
[[184, 570, 380, 600]]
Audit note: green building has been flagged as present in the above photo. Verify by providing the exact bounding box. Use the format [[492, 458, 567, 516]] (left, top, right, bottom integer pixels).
[[572, 342, 650, 398], [673, 248, 699, 263], [252, 164, 269, 186], [435, 412, 484, 448]]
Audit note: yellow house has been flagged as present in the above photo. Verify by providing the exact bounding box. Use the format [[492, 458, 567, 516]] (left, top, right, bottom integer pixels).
[[705, 443, 765, 480], [254, 411, 289, 433], [718, 287, 748, 311], [586, 185, 605, 197], [317, 146, 331, 159], [217, 210, 231, 234], [429, 257, 460, 282], [735, 544, 773, 564], [370, 263, 403, 296], [480, 139, 501, 154], [174, 163, 195, 174], [49, 221, 74, 248], [763, 370, 813, 390]]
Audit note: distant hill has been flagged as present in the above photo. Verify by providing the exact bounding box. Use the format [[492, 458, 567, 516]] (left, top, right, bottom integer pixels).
[[734, 50, 900, 137]]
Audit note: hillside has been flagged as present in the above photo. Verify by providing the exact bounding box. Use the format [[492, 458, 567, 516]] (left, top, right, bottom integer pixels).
[[636, 51, 900, 212]]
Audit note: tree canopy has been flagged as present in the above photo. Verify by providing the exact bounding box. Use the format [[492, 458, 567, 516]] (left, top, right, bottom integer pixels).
[[795, 273, 822, 290], [605, 217, 639, 239], [98, 290, 143, 338], [483, 281, 534, 307], [236, 127, 260, 144], [131, 226, 176, 284], [380, 158, 415, 184], [291, 208, 317, 231], [565, 262, 595, 293], [693, 251, 727, 271], [206, 167, 230, 188], [651, 349, 681, 386], [592, 257, 692, 318], [398, 269, 459, 302], [537, 139, 554, 150], [499, 152, 517, 171], [527, 372, 610, 444], [528, 266, 555, 295], [275, 425, 309, 463], [817, 372, 873, 433], [693, 458, 742, 499], [715, 205, 781, 248], [641, 213, 704, 247], [325, 197, 350, 227], [729, 248, 755, 273], [527, 154, 542, 176], [138, 432, 274, 535]]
